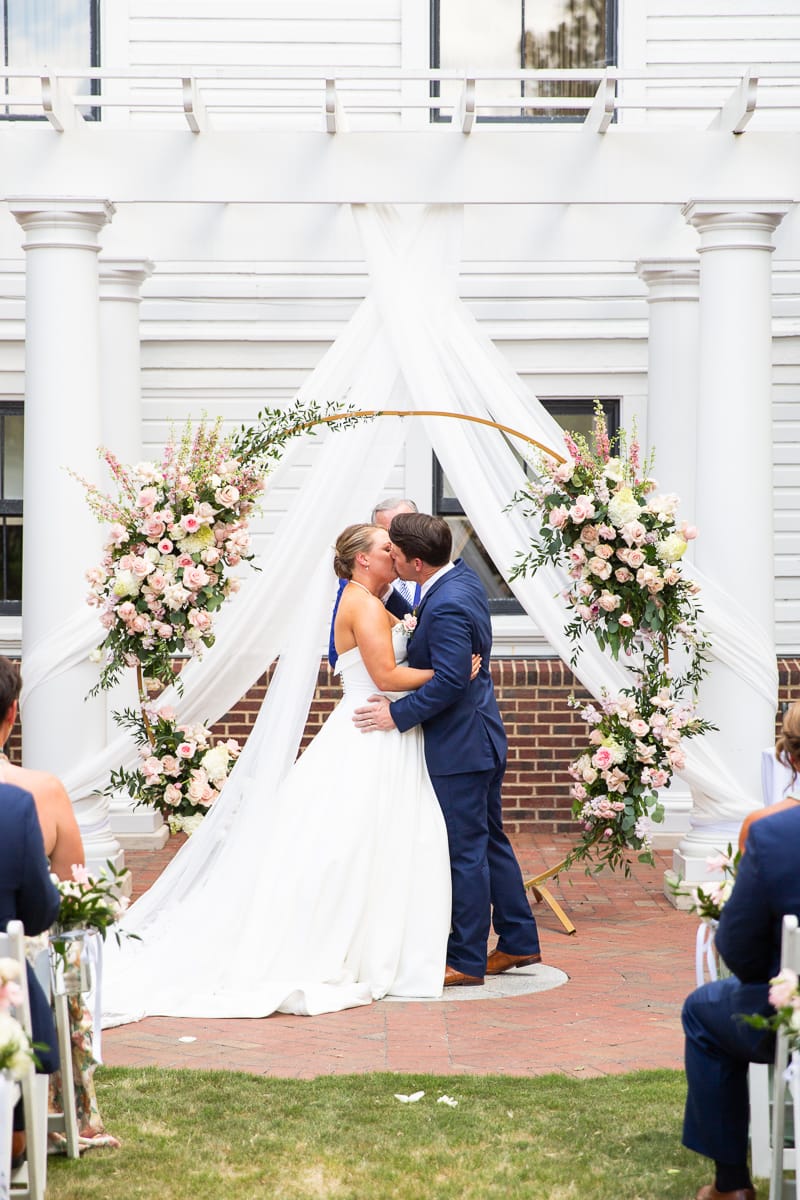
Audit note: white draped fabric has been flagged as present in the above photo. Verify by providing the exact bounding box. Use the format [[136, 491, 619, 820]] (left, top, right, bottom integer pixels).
[[22, 204, 775, 887]]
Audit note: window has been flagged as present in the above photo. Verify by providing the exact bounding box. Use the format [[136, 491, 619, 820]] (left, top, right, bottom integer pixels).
[[433, 398, 619, 613], [0, 403, 23, 615], [431, 0, 617, 122], [1, 0, 100, 120]]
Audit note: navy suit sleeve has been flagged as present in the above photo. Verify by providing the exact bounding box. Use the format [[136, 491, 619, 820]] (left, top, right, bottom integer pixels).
[[18, 799, 61, 936], [391, 601, 473, 732], [714, 831, 773, 982], [385, 589, 412, 619]]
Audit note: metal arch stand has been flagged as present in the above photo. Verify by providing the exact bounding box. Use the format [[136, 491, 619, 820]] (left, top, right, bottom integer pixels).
[[523, 858, 577, 936]]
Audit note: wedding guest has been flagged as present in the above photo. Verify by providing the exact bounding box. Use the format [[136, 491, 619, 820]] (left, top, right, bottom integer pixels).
[[737, 701, 800, 853], [0, 656, 119, 1151], [0, 657, 84, 879], [328, 498, 418, 670], [681, 706, 800, 1200], [0, 780, 61, 1169]]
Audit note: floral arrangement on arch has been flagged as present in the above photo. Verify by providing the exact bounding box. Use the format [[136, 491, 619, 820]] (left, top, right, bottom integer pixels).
[[78, 417, 266, 695], [107, 704, 241, 837], [512, 405, 714, 874], [0, 958, 36, 1078], [77, 401, 345, 835]]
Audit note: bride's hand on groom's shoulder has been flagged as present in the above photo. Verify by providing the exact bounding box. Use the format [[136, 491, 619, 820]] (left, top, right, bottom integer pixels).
[[353, 695, 396, 733]]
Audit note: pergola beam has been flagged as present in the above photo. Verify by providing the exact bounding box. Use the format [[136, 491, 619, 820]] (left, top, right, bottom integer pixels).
[[709, 69, 758, 134]]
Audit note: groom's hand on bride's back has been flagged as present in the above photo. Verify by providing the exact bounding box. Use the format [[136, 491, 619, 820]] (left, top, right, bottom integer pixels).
[[353, 695, 396, 733]]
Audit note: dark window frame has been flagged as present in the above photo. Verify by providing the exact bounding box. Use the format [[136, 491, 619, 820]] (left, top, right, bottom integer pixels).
[[430, 0, 618, 125], [0, 400, 23, 616], [1, 0, 101, 122], [432, 397, 620, 614]]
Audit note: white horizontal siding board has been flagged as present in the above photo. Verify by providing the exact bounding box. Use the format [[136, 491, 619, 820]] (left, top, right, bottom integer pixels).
[[647, 42, 800, 65], [131, 1, 400, 18], [133, 19, 400, 42], [648, 17, 800, 40], [129, 43, 401, 67], [652, 0, 800, 14]]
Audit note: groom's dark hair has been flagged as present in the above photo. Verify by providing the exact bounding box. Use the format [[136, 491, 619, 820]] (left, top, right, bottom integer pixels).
[[389, 513, 451, 567]]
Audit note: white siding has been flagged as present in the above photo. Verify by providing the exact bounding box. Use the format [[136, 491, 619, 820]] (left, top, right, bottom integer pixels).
[[126, 0, 402, 129]]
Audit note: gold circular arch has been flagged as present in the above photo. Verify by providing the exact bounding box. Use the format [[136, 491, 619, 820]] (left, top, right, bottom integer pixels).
[[289, 408, 566, 465]]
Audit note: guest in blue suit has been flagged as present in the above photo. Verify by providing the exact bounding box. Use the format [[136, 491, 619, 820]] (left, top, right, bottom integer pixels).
[[0, 781, 61, 1161], [681, 705, 800, 1200], [353, 513, 541, 986], [328, 498, 419, 670]]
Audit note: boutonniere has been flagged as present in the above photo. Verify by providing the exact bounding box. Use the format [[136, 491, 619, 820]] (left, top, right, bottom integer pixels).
[[399, 612, 418, 637]]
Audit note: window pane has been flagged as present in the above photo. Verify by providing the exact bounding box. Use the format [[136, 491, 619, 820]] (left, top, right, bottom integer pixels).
[[2, 0, 96, 118], [444, 515, 515, 602], [0, 516, 22, 604], [2, 413, 23, 499], [433, 398, 619, 611], [434, 0, 615, 121], [523, 0, 613, 115]]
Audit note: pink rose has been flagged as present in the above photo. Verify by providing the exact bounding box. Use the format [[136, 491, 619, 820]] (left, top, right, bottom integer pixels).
[[141, 756, 163, 780], [130, 614, 149, 634], [680, 522, 698, 541], [769, 968, 799, 1010], [160, 754, 180, 776], [592, 747, 614, 770], [188, 608, 212, 632], [176, 742, 196, 759], [180, 514, 202, 534], [163, 783, 183, 807], [100, 611, 115, 629], [157, 539, 173, 555], [141, 516, 166, 540], [587, 557, 612, 581], [201, 547, 221, 566], [107, 523, 129, 547], [117, 601, 136, 621], [155, 622, 173, 639], [627, 549, 646, 569], [183, 564, 210, 591], [215, 485, 240, 507], [618, 613, 634, 627], [136, 487, 158, 511], [548, 505, 569, 530], [649, 769, 669, 788], [569, 496, 596, 524]]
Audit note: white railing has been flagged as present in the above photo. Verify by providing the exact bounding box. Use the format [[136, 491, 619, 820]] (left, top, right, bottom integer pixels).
[[0, 66, 799, 134]]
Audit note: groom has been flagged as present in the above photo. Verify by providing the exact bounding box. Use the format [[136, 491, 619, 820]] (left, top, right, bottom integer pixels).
[[353, 513, 541, 986]]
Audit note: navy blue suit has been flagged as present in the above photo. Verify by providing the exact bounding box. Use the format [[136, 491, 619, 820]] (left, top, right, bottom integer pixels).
[[0, 783, 60, 1075], [682, 804, 800, 1167], [390, 559, 540, 977]]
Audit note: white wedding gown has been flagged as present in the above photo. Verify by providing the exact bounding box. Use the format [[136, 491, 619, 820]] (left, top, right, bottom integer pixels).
[[101, 624, 451, 1022]]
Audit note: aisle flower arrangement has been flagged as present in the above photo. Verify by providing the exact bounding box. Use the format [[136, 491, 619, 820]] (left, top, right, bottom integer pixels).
[[0, 959, 34, 1078], [51, 862, 132, 943], [107, 705, 241, 836], [745, 967, 800, 1053], [686, 846, 741, 922], [512, 405, 713, 873]]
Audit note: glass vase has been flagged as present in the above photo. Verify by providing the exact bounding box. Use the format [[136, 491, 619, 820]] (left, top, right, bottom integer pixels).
[[49, 928, 93, 997]]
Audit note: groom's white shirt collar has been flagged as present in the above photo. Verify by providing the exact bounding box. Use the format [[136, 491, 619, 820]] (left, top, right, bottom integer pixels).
[[419, 560, 455, 602]]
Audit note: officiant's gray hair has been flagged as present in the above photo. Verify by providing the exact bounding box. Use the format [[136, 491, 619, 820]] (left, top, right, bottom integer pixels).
[[371, 497, 418, 523], [333, 524, 381, 580]]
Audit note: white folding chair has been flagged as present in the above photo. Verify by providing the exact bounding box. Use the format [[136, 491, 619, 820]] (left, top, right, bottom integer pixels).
[[770, 913, 800, 1200], [0, 921, 47, 1200], [31, 945, 80, 1159]]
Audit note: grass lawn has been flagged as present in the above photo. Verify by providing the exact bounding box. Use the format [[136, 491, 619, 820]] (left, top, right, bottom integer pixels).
[[44, 1066, 727, 1199]]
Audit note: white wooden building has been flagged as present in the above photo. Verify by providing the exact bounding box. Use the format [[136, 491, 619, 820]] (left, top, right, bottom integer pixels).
[[0, 0, 798, 880]]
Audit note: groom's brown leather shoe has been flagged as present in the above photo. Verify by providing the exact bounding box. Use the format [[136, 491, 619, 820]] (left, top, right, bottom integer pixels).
[[444, 965, 484, 987], [486, 949, 542, 975], [695, 1184, 756, 1200]]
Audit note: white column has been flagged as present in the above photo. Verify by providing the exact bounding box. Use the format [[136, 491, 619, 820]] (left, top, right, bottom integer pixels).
[[9, 198, 124, 872], [672, 200, 789, 883], [635, 259, 700, 849], [98, 258, 168, 849]]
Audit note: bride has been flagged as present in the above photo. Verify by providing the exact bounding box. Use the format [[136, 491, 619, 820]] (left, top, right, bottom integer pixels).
[[102, 523, 454, 1021]]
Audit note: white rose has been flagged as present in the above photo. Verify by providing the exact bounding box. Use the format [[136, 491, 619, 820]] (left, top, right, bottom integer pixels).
[[656, 533, 688, 564], [200, 745, 231, 785], [0, 1011, 32, 1078], [607, 487, 641, 528]]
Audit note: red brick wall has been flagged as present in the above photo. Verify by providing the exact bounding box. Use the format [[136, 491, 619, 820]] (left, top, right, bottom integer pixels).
[[7, 657, 800, 837]]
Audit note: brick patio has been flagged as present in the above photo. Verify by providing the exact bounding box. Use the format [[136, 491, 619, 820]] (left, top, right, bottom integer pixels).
[[102, 832, 697, 1081]]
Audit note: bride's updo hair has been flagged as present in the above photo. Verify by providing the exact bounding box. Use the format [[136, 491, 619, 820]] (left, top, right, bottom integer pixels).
[[334, 524, 380, 580], [776, 700, 800, 781]]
